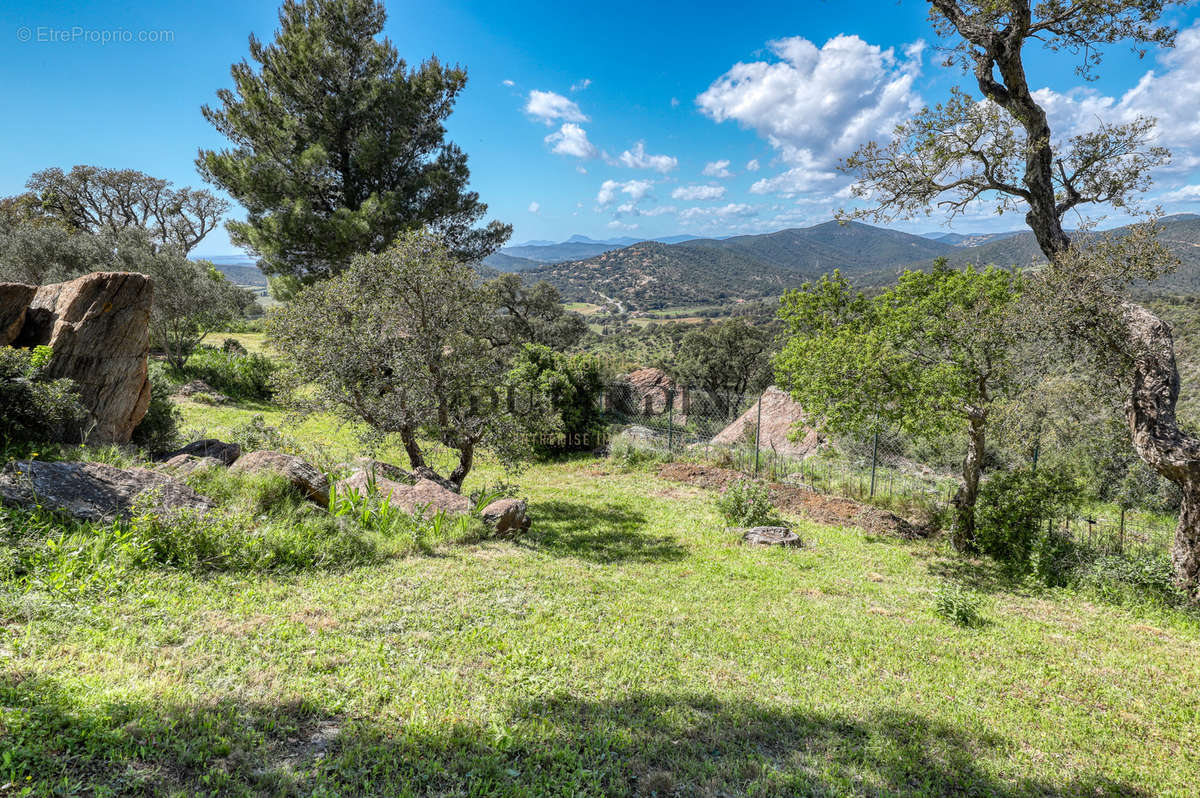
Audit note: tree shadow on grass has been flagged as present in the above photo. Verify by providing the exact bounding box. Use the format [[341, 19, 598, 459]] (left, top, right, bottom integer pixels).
[[926, 552, 1041, 596], [6, 673, 1146, 796], [521, 499, 686, 564]]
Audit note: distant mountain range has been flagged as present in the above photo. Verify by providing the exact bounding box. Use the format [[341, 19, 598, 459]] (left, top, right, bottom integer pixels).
[[524, 215, 1200, 309], [487, 233, 718, 270], [199, 214, 1200, 309]]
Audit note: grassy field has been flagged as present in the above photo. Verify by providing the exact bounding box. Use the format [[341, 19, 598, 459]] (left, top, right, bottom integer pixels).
[[4, 399, 1200, 796]]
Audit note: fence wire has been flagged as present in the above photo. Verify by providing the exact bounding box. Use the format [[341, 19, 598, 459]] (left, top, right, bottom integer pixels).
[[599, 380, 1177, 556]]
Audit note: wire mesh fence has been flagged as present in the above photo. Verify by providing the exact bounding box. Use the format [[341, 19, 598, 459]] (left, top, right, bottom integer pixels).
[[599, 380, 1178, 556]]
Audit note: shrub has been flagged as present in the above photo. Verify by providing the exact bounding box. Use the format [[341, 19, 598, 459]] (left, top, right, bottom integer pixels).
[[715, 478, 780, 527], [221, 337, 249, 355], [975, 465, 1083, 569], [933, 583, 986, 627], [608, 430, 667, 468], [0, 345, 84, 449], [131, 361, 182, 453], [226, 414, 301, 454], [506, 344, 606, 455], [1073, 552, 1185, 608], [180, 346, 276, 401]]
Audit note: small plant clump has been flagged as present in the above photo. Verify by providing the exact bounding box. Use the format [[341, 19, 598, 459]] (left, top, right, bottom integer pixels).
[[715, 478, 780, 528], [933, 582, 986, 628]]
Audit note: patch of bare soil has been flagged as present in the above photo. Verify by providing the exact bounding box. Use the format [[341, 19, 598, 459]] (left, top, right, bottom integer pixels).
[[658, 463, 931, 539], [657, 462, 743, 490]]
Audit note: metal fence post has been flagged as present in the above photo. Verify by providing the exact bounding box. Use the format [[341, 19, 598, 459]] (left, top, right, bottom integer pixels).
[[869, 429, 879, 498], [753, 394, 762, 478], [667, 388, 674, 456]]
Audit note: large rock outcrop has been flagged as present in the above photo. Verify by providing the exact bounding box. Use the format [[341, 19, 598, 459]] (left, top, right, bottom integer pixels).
[[711, 386, 821, 458], [0, 460, 215, 522], [0, 283, 37, 345], [613, 367, 686, 415], [3, 272, 153, 443]]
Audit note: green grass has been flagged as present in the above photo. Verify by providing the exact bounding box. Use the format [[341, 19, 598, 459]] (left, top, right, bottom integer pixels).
[[3, 399, 1200, 795], [199, 331, 270, 353]]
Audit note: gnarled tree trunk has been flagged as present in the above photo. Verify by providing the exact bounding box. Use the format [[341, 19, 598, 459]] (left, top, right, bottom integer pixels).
[[951, 414, 986, 552], [1123, 303, 1200, 599]]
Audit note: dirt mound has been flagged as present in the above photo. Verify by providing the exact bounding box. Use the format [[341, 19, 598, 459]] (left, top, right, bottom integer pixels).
[[657, 463, 930, 539], [657, 462, 742, 490], [711, 387, 820, 458]]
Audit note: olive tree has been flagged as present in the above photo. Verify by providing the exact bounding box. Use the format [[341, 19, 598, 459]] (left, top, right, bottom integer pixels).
[[776, 262, 1023, 548], [269, 231, 547, 490], [27, 166, 226, 254], [840, 1, 1200, 597], [672, 318, 773, 419]]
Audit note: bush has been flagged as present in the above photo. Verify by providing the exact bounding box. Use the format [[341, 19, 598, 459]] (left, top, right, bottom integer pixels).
[[131, 362, 182, 453], [975, 465, 1083, 569], [506, 344, 606, 455], [933, 582, 986, 627], [181, 346, 276, 401], [221, 337, 249, 355], [1073, 552, 1185, 608], [716, 478, 780, 527], [608, 430, 667, 468], [0, 345, 84, 449]]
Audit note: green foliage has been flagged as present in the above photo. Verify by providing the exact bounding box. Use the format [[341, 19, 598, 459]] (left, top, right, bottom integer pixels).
[[715, 478, 780, 528], [130, 362, 182, 453], [607, 430, 668, 469], [933, 583, 986, 628], [672, 318, 773, 414], [0, 345, 84, 447], [181, 346, 276, 401], [506, 344, 605, 454], [776, 262, 1022, 438], [975, 466, 1084, 569], [227, 414, 301, 454], [483, 274, 588, 354], [269, 231, 550, 489], [144, 253, 252, 370], [197, 0, 509, 281], [1073, 552, 1185, 608]]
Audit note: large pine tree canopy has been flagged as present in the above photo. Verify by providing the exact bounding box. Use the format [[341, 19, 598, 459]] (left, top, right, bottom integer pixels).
[[197, 0, 510, 282]]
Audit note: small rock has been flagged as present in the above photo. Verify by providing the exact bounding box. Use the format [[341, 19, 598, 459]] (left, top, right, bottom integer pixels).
[[0, 460, 215, 521], [176, 380, 229, 404], [159, 439, 241, 466], [231, 450, 329, 507], [159, 454, 225, 476], [741, 526, 802, 547], [480, 498, 530, 536]]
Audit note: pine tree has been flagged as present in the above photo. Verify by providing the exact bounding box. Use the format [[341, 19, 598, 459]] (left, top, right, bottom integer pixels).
[[197, 0, 510, 283]]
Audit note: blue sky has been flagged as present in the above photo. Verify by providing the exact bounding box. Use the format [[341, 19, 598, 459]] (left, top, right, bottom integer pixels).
[[3, 0, 1200, 255]]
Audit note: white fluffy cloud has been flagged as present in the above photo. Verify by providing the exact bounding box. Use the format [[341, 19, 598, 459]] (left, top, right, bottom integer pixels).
[[697, 35, 924, 197], [672, 184, 726, 201], [596, 179, 654, 206], [614, 141, 678, 173], [746, 159, 760, 171], [678, 203, 758, 222], [525, 90, 589, 125], [1032, 22, 1200, 176], [545, 123, 598, 158], [571, 78, 592, 92], [528, 201, 540, 214], [702, 159, 733, 178], [502, 79, 515, 87]]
